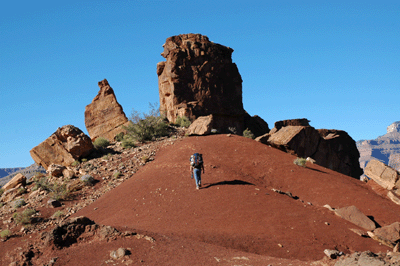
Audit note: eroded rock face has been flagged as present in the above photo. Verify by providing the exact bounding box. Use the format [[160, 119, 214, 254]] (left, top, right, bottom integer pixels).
[[263, 119, 362, 179], [85, 79, 129, 141], [30, 125, 94, 170], [157, 33, 247, 134]]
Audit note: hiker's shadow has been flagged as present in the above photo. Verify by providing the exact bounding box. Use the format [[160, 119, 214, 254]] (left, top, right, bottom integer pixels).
[[204, 179, 255, 189]]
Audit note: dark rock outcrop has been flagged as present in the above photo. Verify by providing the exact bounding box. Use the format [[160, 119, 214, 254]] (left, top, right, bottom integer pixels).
[[260, 119, 363, 179], [85, 79, 130, 141], [157, 33, 268, 136], [30, 125, 94, 170]]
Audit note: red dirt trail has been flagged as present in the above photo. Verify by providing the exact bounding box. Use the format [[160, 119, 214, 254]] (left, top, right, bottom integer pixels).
[[52, 135, 400, 265]]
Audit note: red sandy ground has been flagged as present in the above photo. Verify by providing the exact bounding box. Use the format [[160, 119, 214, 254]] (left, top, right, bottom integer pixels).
[[4, 134, 400, 265]]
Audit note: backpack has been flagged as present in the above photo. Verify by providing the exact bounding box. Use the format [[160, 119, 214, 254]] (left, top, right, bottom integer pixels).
[[190, 153, 203, 168]]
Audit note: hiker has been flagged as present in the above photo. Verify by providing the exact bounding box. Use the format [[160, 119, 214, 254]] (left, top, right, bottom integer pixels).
[[190, 153, 204, 190]]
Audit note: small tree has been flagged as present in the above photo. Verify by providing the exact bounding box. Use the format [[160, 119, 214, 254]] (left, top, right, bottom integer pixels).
[[124, 103, 168, 142]]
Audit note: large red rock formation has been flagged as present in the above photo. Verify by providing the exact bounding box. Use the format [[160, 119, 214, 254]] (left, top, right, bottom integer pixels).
[[30, 125, 94, 169], [157, 33, 266, 135], [85, 79, 129, 141]]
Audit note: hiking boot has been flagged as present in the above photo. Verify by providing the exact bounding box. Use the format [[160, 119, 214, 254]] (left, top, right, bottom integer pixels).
[[196, 186, 199, 190]]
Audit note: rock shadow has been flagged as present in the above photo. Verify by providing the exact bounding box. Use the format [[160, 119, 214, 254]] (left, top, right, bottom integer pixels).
[[204, 179, 255, 189], [368, 216, 381, 228]]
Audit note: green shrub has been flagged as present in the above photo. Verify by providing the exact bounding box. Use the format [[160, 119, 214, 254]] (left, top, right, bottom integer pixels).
[[124, 103, 169, 143], [243, 128, 255, 139], [81, 158, 88, 163], [93, 137, 110, 149], [0, 188, 4, 197], [13, 198, 26, 208], [13, 208, 36, 225], [115, 132, 125, 142], [175, 116, 191, 128], [0, 229, 11, 239], [121, 135, 136, 149], [294, 157, 307, 167], [81, 174, 95, 186], [49, 182, 71, 201], [52, 210, 64, 219], [71, 160, 80, 167], [33, 177, 71, 201]]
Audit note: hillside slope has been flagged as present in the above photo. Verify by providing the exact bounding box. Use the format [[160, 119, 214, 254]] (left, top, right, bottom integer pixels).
[[68, 134, 400, 264]]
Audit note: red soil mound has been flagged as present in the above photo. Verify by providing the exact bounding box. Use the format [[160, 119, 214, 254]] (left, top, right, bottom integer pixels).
[[64, 134, 400, 265]]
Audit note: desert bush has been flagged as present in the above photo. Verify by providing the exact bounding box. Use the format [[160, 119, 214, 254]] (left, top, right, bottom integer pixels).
[[93, 137, 110, 149], [243, 128, 255, 139], [124, 103, 168, 143], [49, 182, 70, 201], [81, 158, 88, 163], [175, 116, 191, 128], [13, 198, 26, 208], [52, 210, 64, 219], [0, 188, 4, 197], [81, 174, 95, 186], [115, 132, 125, 142], [71, 160, 80, 167], [13, 208, 36, 225], [121, 135, 136, 149], [32, 176, 71, 200], [294, 157, 307, 167], [0, 229, 11, 239], [228, 127, 237, 134]]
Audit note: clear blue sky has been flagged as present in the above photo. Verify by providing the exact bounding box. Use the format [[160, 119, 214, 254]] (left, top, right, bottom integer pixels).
[[1, 1, 399, 168]]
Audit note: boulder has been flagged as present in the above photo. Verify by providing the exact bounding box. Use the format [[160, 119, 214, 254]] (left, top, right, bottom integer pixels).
[[85, 79, 130, 141], [334, 205, 376, 231], [264, 120, 362, 179], [30, 125, 94, 169], [187, 115, 214, 136], [47, 164, 66, 177], [2, 173, 26, 191], [364, 159, 400, 191], [266, 126, 321, 157], [269, 118, 310, 134], [372, 222, 400, 244], [158, 33, 268, 136]]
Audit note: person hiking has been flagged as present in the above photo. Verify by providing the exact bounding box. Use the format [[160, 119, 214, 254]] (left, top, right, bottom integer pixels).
[[190, 153, 204, 190]]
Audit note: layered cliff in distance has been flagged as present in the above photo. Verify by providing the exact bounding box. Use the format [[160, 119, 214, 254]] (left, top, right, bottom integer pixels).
[[0, 167, 24, 179], [357, 121, 400, 172]]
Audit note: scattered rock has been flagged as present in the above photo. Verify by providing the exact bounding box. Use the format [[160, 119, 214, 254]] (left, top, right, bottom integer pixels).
[[324, 249, 342, 259], [110, 248, 129, 260], [2, 173, 26, 191], [334, 205, 376, 231], [47, 164, 66, 177], [47, 199, 62, 208]]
